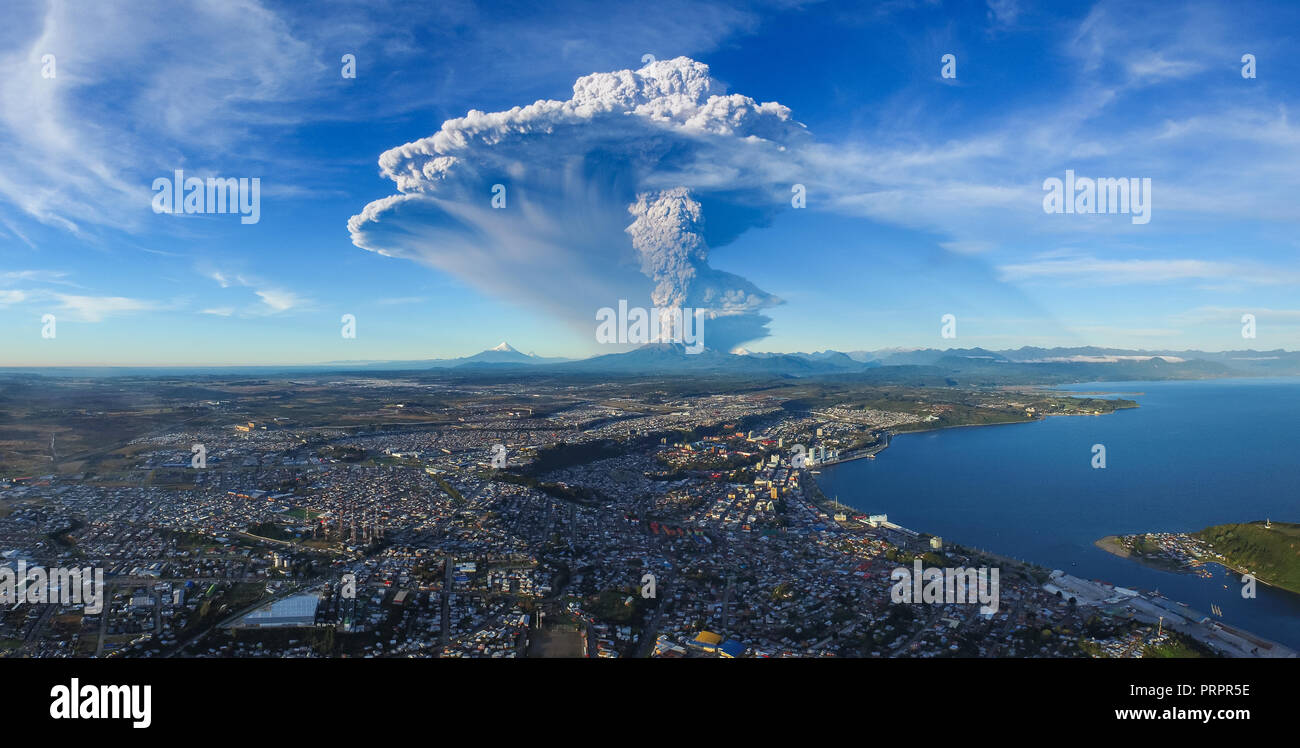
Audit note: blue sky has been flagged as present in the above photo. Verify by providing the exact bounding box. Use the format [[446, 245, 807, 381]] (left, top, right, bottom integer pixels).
[[2, 0, 1299, 365]]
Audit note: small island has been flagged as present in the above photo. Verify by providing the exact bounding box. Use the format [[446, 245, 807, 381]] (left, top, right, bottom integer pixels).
[[1097, 520, 1300, 596]]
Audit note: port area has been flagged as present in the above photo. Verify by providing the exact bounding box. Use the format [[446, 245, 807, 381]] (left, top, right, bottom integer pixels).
[[1045, 570, 1296, 658]]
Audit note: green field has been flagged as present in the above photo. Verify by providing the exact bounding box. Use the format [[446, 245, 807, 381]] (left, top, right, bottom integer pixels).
[[1144, 631, 1212, 658], [1194, 521, 1300, 594]]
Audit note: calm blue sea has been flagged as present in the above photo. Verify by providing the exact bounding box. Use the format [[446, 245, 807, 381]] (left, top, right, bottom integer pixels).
[[817, 377, 1300, 649]]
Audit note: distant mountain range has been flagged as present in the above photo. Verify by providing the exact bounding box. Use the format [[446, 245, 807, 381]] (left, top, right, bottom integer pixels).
[[315, 342, 1300, 383], [322, 342, 572, 370], [13, 343, 1300, 383]]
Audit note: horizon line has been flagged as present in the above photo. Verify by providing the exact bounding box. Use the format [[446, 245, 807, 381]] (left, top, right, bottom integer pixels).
[[3, 344, 1296, 370]]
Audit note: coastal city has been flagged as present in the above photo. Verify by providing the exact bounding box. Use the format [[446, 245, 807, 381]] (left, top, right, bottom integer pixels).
[[3, 0, 1299, 729], [2, 373, 1288, 659]]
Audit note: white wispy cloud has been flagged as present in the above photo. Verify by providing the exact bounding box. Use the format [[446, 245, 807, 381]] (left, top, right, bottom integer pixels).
[[200, 268, 309, 315], [997, 255, 1300, 286], [1173, 306, 1300, 324], [52, 293, 156, 322], [1, 269, 70, 284], [252, 287, 305, 314], [986, 0, 1020, 29], [0, 0, 327, 237]]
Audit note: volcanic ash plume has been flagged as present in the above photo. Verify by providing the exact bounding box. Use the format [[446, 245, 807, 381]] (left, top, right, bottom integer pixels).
[[348, 56, 800, 351], [626, 187, 704, 338]]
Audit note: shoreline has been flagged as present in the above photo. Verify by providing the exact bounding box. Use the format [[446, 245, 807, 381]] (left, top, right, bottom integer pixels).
[[819, 402, 1137, 468], [1093, 535, 1188, 574], [808, 404, 1278, 593], [1096, 532, 1299, 597], [800, 408, 1300, 655]]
